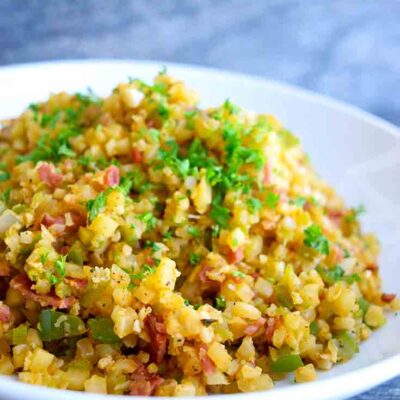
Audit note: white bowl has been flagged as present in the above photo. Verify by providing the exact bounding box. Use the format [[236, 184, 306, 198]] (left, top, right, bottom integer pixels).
[[0, 60, 399, 400]]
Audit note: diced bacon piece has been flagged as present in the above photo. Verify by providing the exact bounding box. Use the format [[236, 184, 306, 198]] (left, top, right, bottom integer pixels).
[[263, 163, 271, 186], [197, 264, 220, 296], [0, 260, 11, 277], [366, 263, 379, 271], [68, 211, 87, 230], [58, 245, 70, 255], [10, 274, 75, 309], [129, 364, 164, 396], [381, 293, 396, 303], [131, 147, 142, 164], [198, 345, 216, 375], [198, 264, 213, 284], [129, 376, 163, 396], [146, 120, 156, 129], [41, 214, 65, 228], [244, 317, 266, 336], [65, 277, 88, 291], [38, 163, 63, 187], [103, 165, 120, 187], [328, 209, 345, 227], [0, 302, 11, 323], [331, 244, 344, 264], [0, 123, 13, 140], [145, 314, 168, 364], [275, 188, 288, 204], [265, 317, 278, 343], [226, 248, 244, 264]]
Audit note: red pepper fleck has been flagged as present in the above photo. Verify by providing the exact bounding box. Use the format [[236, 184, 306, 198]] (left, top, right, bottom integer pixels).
[[265, 317, 278, 343], [198, 344, 216, 375], [244, 317, 266, 336], [131, 148, 142, 164]]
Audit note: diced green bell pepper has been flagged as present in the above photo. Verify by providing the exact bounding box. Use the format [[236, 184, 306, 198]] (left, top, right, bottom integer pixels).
[[39, 309, 86, 341], [270, 354, 304, 373]]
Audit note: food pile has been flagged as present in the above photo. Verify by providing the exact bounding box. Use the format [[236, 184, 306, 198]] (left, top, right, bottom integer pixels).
[[0, 72, 396, 396]]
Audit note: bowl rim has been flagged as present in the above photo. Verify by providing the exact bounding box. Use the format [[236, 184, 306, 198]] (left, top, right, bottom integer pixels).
[[0, 58, 399, 400]]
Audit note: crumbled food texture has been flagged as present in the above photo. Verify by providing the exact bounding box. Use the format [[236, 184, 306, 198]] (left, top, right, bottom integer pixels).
[[0, 72, 393, 396]]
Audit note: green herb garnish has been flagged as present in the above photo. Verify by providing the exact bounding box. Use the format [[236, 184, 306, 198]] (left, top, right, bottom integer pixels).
[[189, 253, 202, 266], [345, 204, 366, 223], [86, 191, 107, 222], [265, 192, 280, 209], [247, 198, 262, 214], [316, 265, 360, 285], [137, 211, 157, 231], [304, 224, 330, 255], [215, 296, 226, 311], [49, 255, 67, 284]]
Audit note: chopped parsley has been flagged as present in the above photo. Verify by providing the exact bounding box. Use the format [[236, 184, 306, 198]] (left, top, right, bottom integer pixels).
[[16, 127, 80, 164], [210, 202, 230, 229], [211, 224, 220, 238], [78, 154, 94, 169], [130, 264, 156, 281], [304, 224, 330, 255], [147, 128, 160, 143], [40, 252, 49, 265], [247, 198, 262, 214], [343, 248, 351, 258], [223, 99, 240, 115], [215, 296, 226, 310], [97, 157, 121, 169], [86, 191, 107, 222], [345, 204, 366, 223], [316, 265, 360, 286], [28, 103, 40, 122], [277, 128, 300, 148], [118, 169, 152, 195], [0, 162, 10, 183], [157, 98, 169, 119], [289, 197, 306, 207], [143, 240, 162, 253], [187, 226, 201, 238], [41, 110, 61, 129], [358, 297, 369, 317], [163, 230, 173, 239], [75, 87, 102, 106], [50, 255, 67, 284], [0, 188, 11, 204], [223, 122, 264, 172], [232, 270, 246, 279], [265, 192, 280, 209], [184, 110, 198, 129], [137, 211, 157, 231], [157, 140, 191, 178], [310, 320, 319, 336], [189, 253, 202, 266]]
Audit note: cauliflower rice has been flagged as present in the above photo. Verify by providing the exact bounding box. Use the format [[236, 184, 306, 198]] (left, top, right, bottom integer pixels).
[[0, 71, 397, 396]]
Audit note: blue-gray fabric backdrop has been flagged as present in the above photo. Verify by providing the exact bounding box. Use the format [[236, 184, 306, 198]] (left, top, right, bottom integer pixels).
[[0, 1, 399, 398]]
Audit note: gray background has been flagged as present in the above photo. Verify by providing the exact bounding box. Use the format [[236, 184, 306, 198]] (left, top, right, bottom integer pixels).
[[0, 0, 399, 399]]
